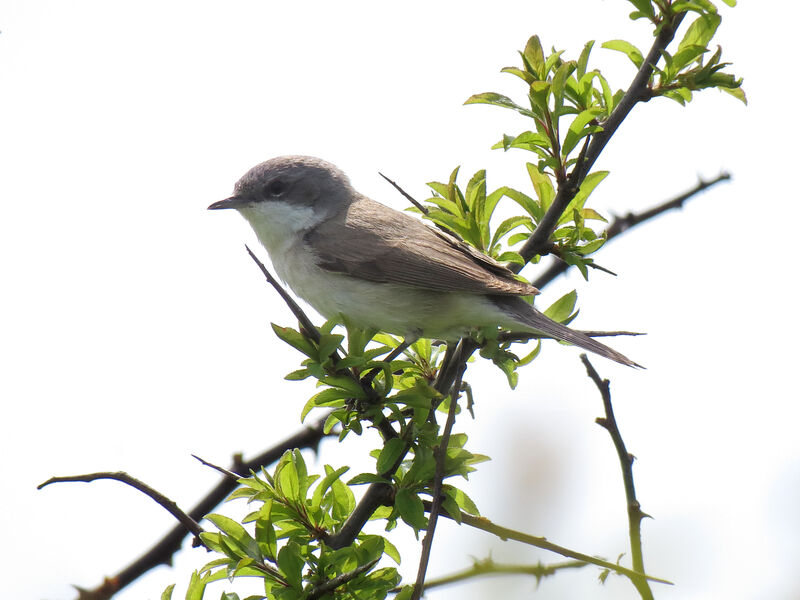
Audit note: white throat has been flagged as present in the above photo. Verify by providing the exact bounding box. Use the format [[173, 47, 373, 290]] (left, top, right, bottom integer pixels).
[[239, 201, 323, 257]]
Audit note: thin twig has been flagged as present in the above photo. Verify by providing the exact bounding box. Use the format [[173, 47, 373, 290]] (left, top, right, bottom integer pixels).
[[606, 172, 731, 238], [393, 558, 587, 593], [245, 244, 321, 343], [63, 419, 331, 598], [532, 173, 731, 289], [379, 172, 429, 214], [307, 558, 380, 599], [39, 471, 204, 539], [410, 360, 466, 600], [191, 454, 241, 481], [580, 354, 652, 600], [246, 245, 400, 441], [422, 501, 671, 586]]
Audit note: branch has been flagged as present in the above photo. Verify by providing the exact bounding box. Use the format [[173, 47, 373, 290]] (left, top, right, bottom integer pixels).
[[423, 501, 671, 586], [581, 354, 652, 599], [324, 339, 477, 550], [395, 557, 587, 593], [532, 173, 731, 289], [306, 558, 380, 599], [605, 172, 731, 238], [246, 244, 321, 343], [410, 361, 466, 600], [38, 472, 204, 539], [515, 12, 686, 267], [379, 172, 429, 214], [58, 419, 331, 598]]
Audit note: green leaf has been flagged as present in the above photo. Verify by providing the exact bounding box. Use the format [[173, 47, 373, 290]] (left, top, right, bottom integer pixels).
[[284, 368, 312, 381], [444, 485, 480, 515], [556, 170, 609, 226], [271, 324, 316, 358], [543, 290, 577, 323], [275, 452, 301, 502], [328, 473, 356, 521], [319, 374, 368, 399], [562, 108, 604, 157], [395, 488, 427, 532], [394, 585, 415, 600], [316, 332, 344, 363], [722, 85, 747, 104], [348, 472, 390, 486], [376, 438, 407, 475], [301, 387, 352, 421], [464, 92, 535, 118], [580, 208, 608, 223], [490, 215, 533, 252], [516, 339, 542, 366], [382, 537, 401, 564], [255, 502, 278, 559], [493, 131, 552, 157], [277, 542, 305, 590], [185, 571, 210, 600], [678, 13, 721, 53], [596, 72, 616, 115], [625, 0, 656, 19], [577, 40, 594, 79], [522, 35, 545, 78], [552, 60, 576, 115], [497, 251, 525, 266], [500, 66, 536, 84], [602, 39, 644, 68], [205, 514, 261, 561], [160, 584, 174, 600], [526, 163, 555, 213], [311, 465, 350, 510]]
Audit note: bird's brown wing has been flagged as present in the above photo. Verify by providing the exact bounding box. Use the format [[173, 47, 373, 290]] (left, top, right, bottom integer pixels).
[[304, 197, 538, 297]]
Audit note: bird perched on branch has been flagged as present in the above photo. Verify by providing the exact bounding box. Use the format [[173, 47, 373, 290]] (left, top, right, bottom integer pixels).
[[209, 155, 639, 367]]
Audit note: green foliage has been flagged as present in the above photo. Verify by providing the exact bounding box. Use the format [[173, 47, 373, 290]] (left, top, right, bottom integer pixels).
[[189, 450, 401, 600]]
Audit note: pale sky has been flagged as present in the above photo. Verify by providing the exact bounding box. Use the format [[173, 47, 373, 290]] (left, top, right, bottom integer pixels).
[[2, 2, 798, 599]]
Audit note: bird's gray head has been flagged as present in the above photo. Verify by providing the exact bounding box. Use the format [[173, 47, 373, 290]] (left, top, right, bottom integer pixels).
[[208, 156, 356, 214]]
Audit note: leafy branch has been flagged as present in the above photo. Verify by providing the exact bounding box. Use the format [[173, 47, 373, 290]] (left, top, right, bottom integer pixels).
[[40, 2, 743, 599]]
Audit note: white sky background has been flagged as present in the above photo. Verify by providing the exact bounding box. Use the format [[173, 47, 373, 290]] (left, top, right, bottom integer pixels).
[[1, 1, 798, 599]]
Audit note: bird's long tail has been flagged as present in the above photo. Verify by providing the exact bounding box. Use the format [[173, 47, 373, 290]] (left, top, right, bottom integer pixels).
[[491, 296, 643, 368]]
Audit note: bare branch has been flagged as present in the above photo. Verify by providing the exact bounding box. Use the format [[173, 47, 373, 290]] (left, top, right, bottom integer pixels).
[[532, 172, 731, 289], [245, 244, 321, 343], [423, 500, 671, 586], [191, 454, 240, 481], [61, 419, 331, 598], [581, 354, 652, 599], [411, 361, 466, 600], [394, 557, 587, 593], [379, 172, 429, 214], [39, 471, 204, 539]]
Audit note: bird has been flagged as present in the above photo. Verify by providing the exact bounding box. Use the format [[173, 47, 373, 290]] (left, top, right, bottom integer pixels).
[[208, 155, 639, 367]]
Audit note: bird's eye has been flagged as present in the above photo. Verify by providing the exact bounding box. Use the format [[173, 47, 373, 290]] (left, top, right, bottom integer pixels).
[[264, 180, 286, 198]]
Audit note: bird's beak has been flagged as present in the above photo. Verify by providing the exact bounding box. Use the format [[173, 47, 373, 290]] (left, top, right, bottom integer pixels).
[[207, 195, 250, 210]]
